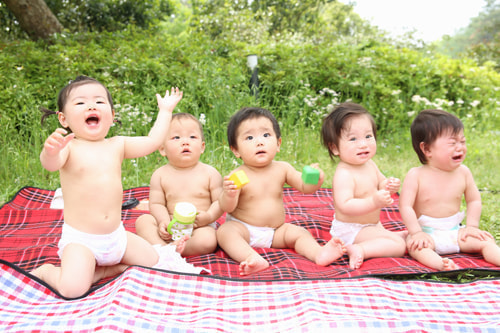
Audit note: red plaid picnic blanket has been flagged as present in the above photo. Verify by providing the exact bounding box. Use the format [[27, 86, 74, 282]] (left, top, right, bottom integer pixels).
[[1, 186, 498, 281]]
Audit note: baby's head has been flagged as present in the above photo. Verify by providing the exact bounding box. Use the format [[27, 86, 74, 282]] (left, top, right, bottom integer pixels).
[[227, 107, 281, 149], [411, 109, 464, 164], [321, 102, 376, 160], [41, 76, 113, 131], [160, 113, 205, 164]]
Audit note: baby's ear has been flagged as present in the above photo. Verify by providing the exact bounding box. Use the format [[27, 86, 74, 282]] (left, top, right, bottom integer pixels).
[[329, 143, 339, 156], [230, 145, 241, 158], [419, 142, 429, 153], [159, 144, 168, 157]]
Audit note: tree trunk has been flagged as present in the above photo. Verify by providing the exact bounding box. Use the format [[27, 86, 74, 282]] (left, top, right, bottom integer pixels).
[[3, 0, 63, 40]]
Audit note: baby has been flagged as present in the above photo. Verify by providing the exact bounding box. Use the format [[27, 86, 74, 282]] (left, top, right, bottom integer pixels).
[[217, 106, 345, 275], [135, 113, 223, 256], [32, 76, 183, 298], [321, 102, 407, 269], [400, 109, 500, 270]]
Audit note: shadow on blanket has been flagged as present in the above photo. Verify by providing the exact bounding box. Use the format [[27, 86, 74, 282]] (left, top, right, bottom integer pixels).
[[1, 186, 499, 295]]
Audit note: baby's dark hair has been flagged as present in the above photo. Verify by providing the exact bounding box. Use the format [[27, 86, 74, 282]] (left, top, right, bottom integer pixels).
[[411, 109, 464, 164], [227, 107, 281, 148], [171, 113, 205, 141], [40, 75, 113, 127], [321, 102, 376, 160]]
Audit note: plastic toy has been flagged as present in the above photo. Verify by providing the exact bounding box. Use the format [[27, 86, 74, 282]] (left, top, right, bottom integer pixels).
[[229, 170, 249, 189], [167, 202, 197, 240], [302, 165, 320, 185]]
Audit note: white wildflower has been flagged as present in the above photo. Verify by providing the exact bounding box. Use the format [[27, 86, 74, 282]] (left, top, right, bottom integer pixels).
[[470, 100, 480, 107], [199, 113, 206, 125]]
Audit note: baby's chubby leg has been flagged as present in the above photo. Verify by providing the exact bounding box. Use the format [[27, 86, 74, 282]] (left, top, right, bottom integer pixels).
[[273, 223, 346, 266], [217, 219, 270, 275], [31, 243, 97, 298]]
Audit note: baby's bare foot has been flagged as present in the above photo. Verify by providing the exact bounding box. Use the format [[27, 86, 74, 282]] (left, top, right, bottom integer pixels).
[[315, 237, 346, 266], [346, 244, 364, 270], [173, 235, 190, 254], [442, 258, 459, 271], [30, 263, 54, 280], [94, 264, 128, 283], [239, 253, 269, 275]]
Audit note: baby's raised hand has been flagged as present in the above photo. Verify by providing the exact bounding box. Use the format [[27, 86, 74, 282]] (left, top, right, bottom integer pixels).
[[373, 189, 394, 208], [44, 128, 75, 155], [385, 177, 400, 194], [156, 87, 183, 112]]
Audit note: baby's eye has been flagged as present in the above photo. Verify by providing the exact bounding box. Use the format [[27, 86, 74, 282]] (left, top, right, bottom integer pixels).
[[245, 135, 254, 141], [348, 137, 356, 142], [172, 136, 180, 140], [263, 133, 271, 138], [366, 134, 373, 139], [190, 135, 197, 139]]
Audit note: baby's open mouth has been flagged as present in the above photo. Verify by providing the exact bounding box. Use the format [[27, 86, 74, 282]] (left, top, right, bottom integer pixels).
[[85, 114, 100, 126], [452, 154, 463, 161]]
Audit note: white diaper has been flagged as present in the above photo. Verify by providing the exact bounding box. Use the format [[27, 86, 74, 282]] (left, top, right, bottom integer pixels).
[[226, 214, 275, 248], [57, 222, 128, 266], [330, 217, 377, 246], [418, 211, 465, 255]]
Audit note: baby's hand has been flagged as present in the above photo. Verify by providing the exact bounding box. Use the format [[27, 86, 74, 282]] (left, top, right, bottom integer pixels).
[[157, 220, 173, 241], [385, 177, 400, 194], [309, 163, 325, 186], [408, 231, 432, 251], [44, 128, 75, 155], [194, 211, 210, 228], [156, 87, 183, 113], [460, 226, 494, 242], [373, 189, 393, 208], [223, 175, 240, 196]]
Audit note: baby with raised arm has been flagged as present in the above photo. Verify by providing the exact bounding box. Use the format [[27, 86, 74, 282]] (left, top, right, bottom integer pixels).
[[135, 113, 223, 256], [400, 109, 500, 270], [31, 76, 183, 298], [321, 102, 407, 270], [217, 107, 345, 275]]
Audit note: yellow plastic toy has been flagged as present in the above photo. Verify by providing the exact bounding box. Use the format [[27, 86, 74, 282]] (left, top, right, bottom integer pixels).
[[229, 170, 249, 189]]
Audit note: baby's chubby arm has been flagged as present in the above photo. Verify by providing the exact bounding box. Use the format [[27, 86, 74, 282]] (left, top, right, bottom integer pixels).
[[148, 169, 173, 241], [194, 168, 224, 228], [460, 165, 491, 241], [399, 169, 432, 251], [40, 128, 75, 172], [123, 87, 183, 159]]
